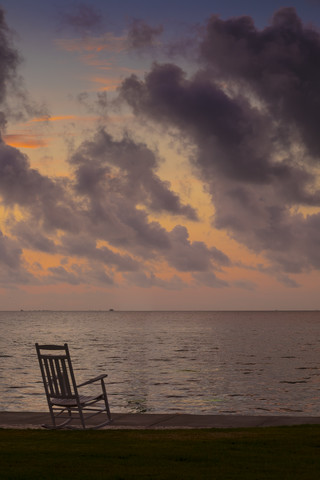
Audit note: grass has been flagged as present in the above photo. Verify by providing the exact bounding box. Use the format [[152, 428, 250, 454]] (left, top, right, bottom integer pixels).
[[1, 426, 320, 479]]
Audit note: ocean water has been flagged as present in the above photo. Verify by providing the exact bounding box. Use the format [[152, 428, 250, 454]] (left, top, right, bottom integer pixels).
[[1, 310, 320, 416]]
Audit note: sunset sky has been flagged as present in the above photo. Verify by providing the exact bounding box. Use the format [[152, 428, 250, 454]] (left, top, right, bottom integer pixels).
[[0, 0, 320, 310]]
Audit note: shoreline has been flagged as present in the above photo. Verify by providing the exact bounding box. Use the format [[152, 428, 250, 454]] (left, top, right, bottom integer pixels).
[[1, 411, 320, 429]]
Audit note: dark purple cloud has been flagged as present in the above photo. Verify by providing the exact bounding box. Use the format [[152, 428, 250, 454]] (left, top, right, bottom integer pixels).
[[0, 230, 22, 269], [59, 233, 139, 272], [119, 7, 320, 282], [0, 141, 81, 236], [120, 63, 281, 184], [167, 225, 229, 272], [70, 128, 198, 221], [0, 8, 19, 118], [65, 128, 230, 281], [0, 230, 35, 286], [0, 7, 47, 130], [10, 220, 57, 253], [200, 7, 320, 158], [126, 19, 163, 49], [0, 7, 44, 131], [59, 3, 103, 34]]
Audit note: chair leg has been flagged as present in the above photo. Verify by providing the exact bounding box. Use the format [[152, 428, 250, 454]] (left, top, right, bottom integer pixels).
[[78, 405, 86, 429], [42, 407, 73, 429], [49, 404, 56, 427], [101, 381, 112, 421]]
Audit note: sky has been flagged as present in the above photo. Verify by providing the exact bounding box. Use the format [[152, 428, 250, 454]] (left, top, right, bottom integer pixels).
[[0, 0, 320, 310]]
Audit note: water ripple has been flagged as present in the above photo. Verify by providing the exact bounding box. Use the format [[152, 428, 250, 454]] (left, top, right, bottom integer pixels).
[[1, 310, 320, 415]]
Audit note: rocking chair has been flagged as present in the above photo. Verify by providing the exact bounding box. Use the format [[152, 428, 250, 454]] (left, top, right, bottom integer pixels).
[[35, 343, 112, 429]]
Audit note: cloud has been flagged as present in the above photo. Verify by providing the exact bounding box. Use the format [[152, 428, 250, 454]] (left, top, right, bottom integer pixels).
[[75, 91, 109, 115], [59, 233, 139, 272], [0, 230, 23, 269], [119, 7, 320, 279], [10, 6, 320, 293], [58, 3, 103, 35], [276, 274, 300, 288], [120, 62, 310, 185], [0, 6, 236, 292], [10, 220, 57, 253], [193, 271, 228, 288], [200, 7, 320, 159], [70, 128, 198, 222], [0, 230, 35, 285], [124, 271, 185, 289], [126, 19, 163, 49], [57, 17, 163, 54], [0, 128, 223, 287], [0, 9, 18, 97], [46, 264, 114, 286], [0, 7, 47, 132], [0, 7, 23, 130], [167, 225, 229, 272], [0, 141, 79, 237]]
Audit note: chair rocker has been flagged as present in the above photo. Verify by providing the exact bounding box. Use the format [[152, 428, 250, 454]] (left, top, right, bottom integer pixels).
[[35, 343, 112, 429]]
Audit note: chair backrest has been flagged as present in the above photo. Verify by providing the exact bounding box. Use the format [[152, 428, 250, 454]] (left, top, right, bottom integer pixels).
[[35, 343, 78, 400]]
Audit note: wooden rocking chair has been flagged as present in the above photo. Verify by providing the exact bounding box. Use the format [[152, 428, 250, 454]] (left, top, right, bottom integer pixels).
[[35, 343, 112, 429]]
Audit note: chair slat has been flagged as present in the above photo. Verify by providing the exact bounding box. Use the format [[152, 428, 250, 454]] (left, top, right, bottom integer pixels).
[[61, 359, 73, 397], [49, 357, 60, 396], [37, 344, 68, 350], [54, 358, 64, 396], [43, 357, 54, 396]]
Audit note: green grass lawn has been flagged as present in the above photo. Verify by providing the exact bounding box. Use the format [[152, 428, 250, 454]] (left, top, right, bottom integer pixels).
[[1, 426, 320, 479]]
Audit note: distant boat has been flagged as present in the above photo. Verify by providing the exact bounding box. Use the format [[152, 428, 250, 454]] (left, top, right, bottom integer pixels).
[[109, 308, 114, 312]]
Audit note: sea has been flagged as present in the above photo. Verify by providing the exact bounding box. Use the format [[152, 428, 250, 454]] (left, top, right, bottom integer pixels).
[[1, 310, 320, 416]]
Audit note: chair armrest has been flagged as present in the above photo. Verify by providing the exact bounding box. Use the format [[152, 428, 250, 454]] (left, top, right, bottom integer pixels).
[[77, 373, 108, 387]]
